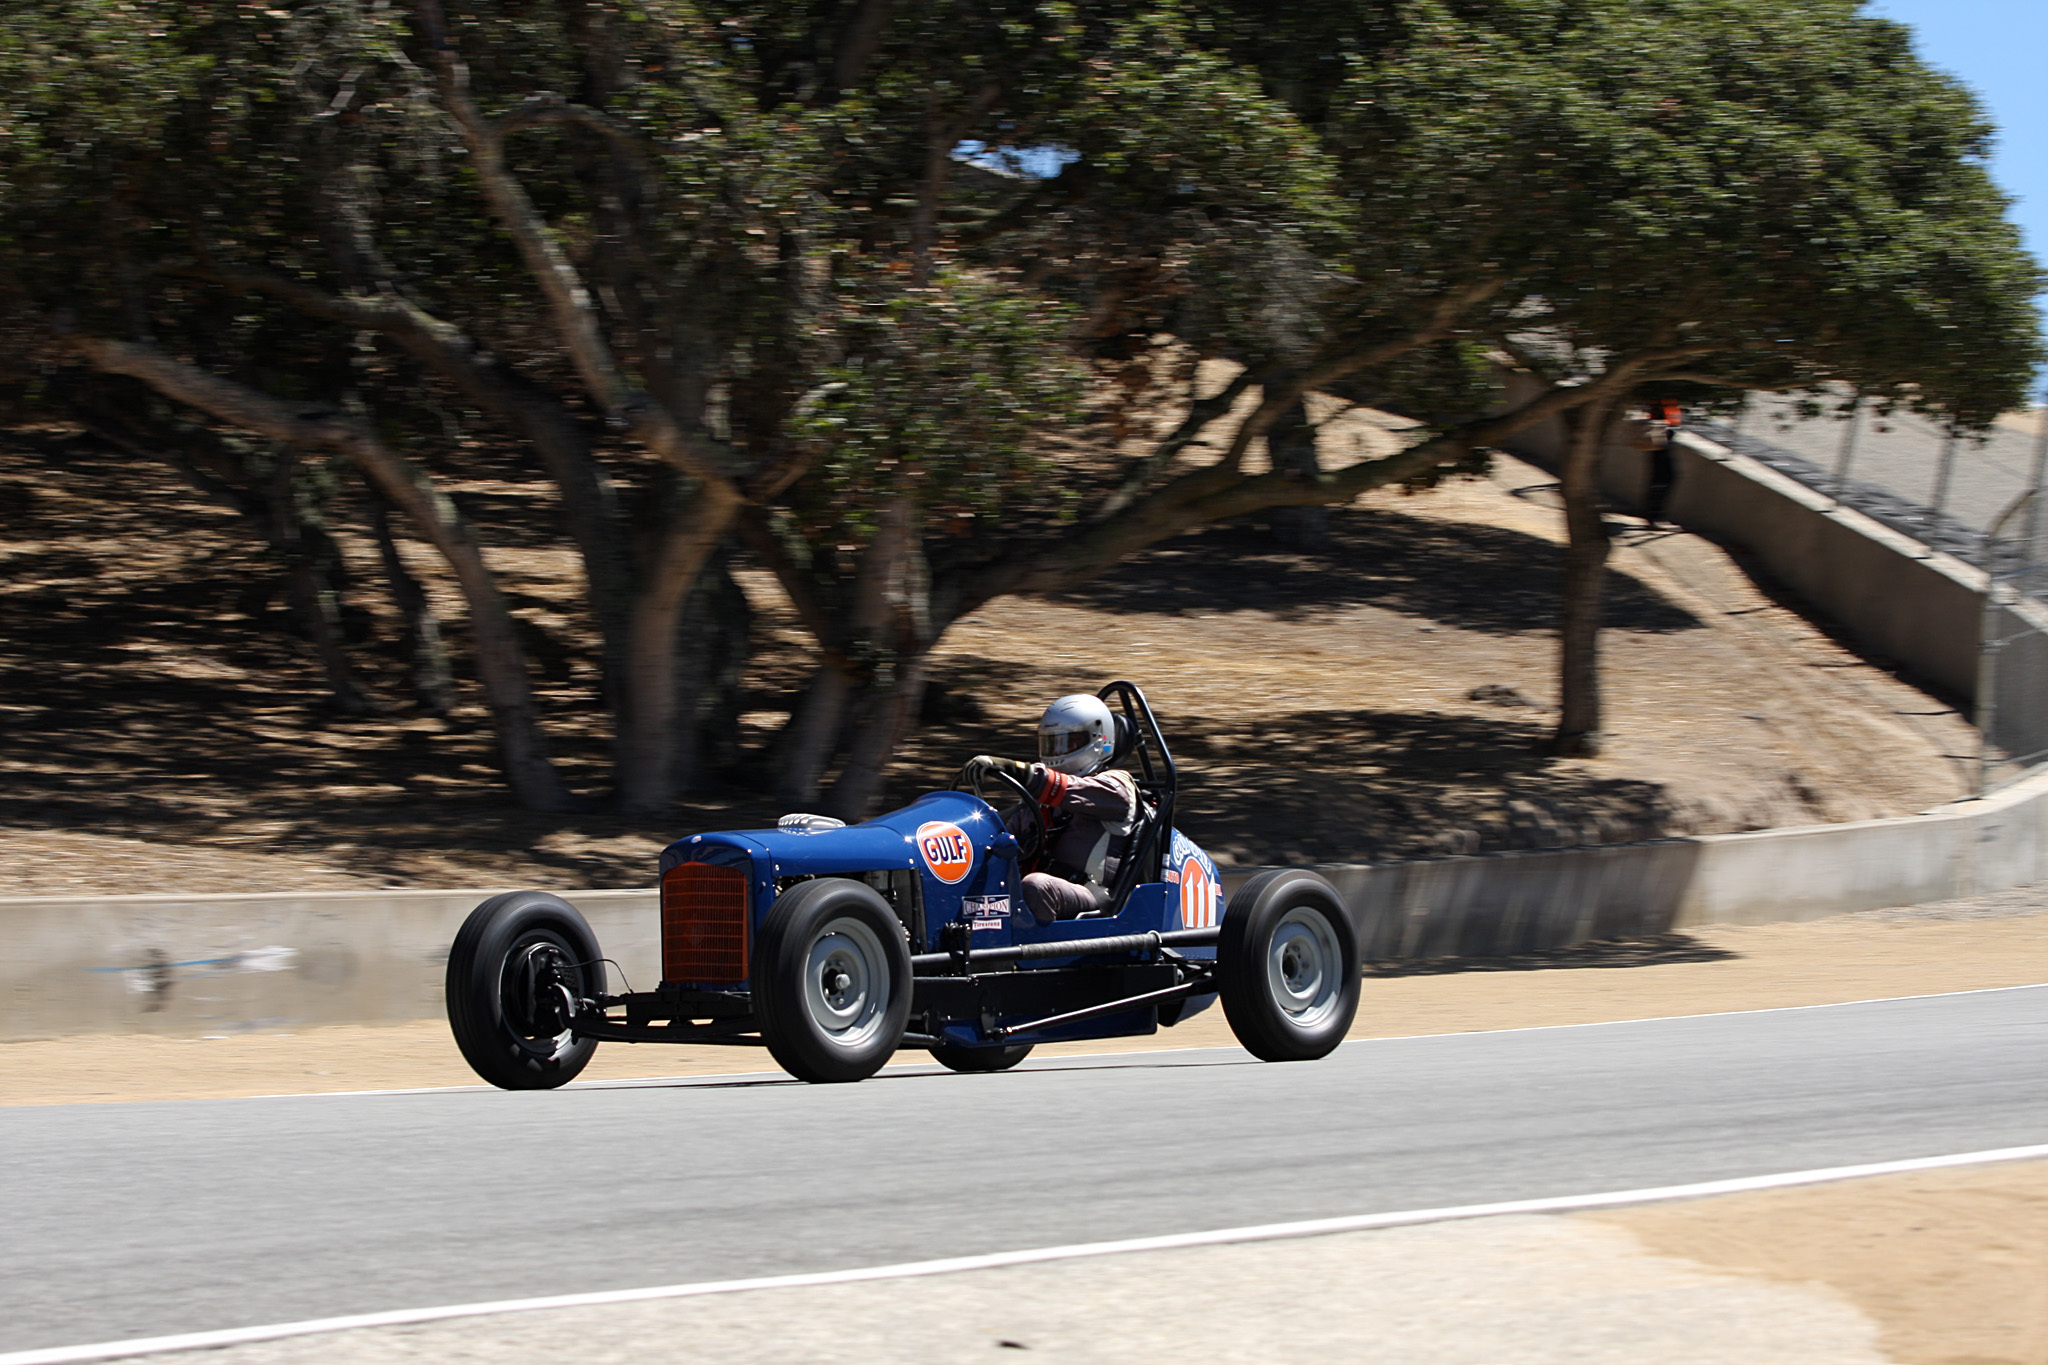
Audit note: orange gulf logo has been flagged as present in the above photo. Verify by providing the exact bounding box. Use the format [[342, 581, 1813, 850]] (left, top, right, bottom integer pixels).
[[1179, 856, 1220, 930], [915, 821, 974, 884]]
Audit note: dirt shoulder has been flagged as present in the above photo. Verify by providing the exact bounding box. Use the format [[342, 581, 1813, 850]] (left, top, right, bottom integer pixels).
[[1590, 1160, 2048, 1365]]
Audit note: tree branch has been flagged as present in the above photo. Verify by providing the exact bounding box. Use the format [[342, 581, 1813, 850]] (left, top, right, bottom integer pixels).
[[71, 334, 572, 810], [412, 0, 739, 489], [493, 93, 650, 153], [958, 342, 1677, 606], [733, 507, 857, 677], [1088, 363, 1264, 522], [1211, 276, 1507, 474], [191, 262, 638, 646], [830, 0, 894, 98]]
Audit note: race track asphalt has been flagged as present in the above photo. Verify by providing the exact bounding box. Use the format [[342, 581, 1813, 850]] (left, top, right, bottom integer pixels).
[[5, 986, 2045, 1356]]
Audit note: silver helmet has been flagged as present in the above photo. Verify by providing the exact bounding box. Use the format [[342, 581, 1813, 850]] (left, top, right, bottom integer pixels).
[[1036, 693, 1116, 776]]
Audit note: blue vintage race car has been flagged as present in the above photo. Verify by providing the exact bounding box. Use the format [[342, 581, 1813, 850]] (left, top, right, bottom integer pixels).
[[446, 682, 1360, 1087]]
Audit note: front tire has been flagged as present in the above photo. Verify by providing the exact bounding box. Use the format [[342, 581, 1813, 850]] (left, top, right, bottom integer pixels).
[[446, 891, 604, 1090], [928, 1042, 1034, 1073], [753, 878, 912, 1083], [1217, 870, 1359, 1062]]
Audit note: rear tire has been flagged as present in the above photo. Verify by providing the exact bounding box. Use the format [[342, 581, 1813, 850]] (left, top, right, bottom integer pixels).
[[446, 891, 604, 1090], [1217, 870, 1358, 1062], [928, 1042, 1034, 1073], [753, 878, 912, 1083]]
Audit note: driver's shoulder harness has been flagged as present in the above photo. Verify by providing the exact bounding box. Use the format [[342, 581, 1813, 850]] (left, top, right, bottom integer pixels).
[[1029, 766, 1142, 911]]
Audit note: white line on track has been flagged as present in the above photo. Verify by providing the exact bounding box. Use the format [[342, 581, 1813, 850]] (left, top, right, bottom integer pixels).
[[213, 979, 2048, 1102], [8, 1143, 2047, 1365]]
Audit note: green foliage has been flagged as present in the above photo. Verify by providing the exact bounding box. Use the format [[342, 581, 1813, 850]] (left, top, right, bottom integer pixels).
[[2, 0, 2039, 566], [792, 268, 1083, 541], [1317, 0, 2043, 425]]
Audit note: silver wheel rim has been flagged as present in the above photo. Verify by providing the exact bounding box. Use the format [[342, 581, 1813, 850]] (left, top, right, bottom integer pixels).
[[803, 915, 890, 1049], [1266, 906, 1342, 1030]]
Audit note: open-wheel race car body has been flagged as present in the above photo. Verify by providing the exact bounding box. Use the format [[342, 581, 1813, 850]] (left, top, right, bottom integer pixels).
[[446, 682, 1361, 1087]]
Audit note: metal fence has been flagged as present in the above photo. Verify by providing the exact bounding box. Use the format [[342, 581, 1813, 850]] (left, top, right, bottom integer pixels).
[[1975, 490, 2048, 795], [1692, 392, 2048, 796], [1712, 391, 2046, 535]]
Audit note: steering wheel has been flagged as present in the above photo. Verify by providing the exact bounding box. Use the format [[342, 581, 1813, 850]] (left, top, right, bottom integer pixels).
[[959, 762, 1046, 873]]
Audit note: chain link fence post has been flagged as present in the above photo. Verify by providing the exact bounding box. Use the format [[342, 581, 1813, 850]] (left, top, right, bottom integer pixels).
[[2026, 392, 2048, 588], [1833, 392, 1862, 501], [1979, 489, 2042, 797]]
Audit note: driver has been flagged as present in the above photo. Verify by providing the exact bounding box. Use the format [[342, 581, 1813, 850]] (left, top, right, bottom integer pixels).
[[966, 694, 1141, 925]]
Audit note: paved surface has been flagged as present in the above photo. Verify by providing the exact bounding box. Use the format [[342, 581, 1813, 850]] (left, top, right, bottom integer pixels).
[[6, 986, 2044, 1357]]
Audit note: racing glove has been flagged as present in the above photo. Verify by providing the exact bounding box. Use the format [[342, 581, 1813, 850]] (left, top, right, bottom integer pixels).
[[968, 754, 1033, 780]]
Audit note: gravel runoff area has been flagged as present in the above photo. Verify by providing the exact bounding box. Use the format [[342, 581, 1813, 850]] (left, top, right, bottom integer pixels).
[[8, 886, 2046, 1365]]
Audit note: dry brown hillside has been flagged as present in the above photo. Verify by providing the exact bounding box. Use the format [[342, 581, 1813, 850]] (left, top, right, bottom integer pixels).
[[0, 423, 1975, 896]]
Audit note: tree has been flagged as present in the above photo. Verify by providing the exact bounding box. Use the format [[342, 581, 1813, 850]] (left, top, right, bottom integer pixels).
[[1400, 0, 2045, 753], [4, 0, 2037, 816], [0, 0, 1087, 811]]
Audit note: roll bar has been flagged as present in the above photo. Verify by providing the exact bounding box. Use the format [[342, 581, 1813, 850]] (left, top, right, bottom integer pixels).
[[1097, 680, 1175, 886]]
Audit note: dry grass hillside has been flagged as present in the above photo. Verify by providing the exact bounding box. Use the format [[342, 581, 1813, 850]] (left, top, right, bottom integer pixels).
[[0, 415, 1976, 895]]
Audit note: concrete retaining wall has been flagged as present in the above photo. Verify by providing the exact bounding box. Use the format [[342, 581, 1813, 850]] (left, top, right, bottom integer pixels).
[[8, 766, 2048, 1041], [1496, 370, 2048, 768], [1660, 430, 2048, 753], [1310, 764, 2048, 962], [2, 887, 658, 1043]]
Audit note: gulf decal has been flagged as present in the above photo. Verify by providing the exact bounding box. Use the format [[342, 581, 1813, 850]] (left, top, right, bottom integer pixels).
[[915, 820, 975, 884], [1170, 831, 1223, 930]]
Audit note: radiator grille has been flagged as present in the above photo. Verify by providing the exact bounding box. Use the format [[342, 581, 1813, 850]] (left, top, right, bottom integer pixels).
[[661, 862, 750, 984]]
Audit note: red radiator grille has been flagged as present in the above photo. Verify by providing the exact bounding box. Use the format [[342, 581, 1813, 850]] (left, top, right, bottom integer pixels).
[[661, 862, 750, 984]]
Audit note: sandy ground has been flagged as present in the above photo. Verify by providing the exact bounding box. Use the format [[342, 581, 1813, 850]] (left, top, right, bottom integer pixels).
[[10, 893, 2047, 1364], [138, 1213, 1905, 1365], [1995, 408, 2045, 441], [1595, 1162, 2048, 1365]]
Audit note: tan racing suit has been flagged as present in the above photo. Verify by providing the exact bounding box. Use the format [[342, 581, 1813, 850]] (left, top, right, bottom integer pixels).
[[1003, 763, 1142, 923]]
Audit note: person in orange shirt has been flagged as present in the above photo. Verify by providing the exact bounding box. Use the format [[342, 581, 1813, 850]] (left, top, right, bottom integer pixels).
[[1639, 399, 1682, 529]]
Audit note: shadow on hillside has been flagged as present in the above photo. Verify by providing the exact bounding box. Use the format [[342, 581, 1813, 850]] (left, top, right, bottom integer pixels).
[[1167, 706, 1681, 865], [890, 692, 1687, 868], [0, 428, 1696, 893], [0, 426, 740, 888], [1050, 507, 1702, 635]]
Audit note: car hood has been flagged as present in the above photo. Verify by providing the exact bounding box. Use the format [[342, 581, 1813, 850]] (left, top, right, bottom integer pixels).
[[659, 789, 1005, 878]]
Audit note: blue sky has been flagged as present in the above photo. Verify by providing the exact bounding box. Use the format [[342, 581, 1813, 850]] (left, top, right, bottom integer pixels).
[[1869, 0, 2047, 396]]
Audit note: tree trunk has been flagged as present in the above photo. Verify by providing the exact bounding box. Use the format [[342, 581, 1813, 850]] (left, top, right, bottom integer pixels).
[[826, 495, 932, 819], [614, 482, 745, 816], [826, 647, 930, 820], [776, 663, 855, 810], [1550, 398, 1617, 757], [367, 486, 456, 715], [666, 549, 753, 792], [361, 453, 572, 810], [74, 336, 575, 811], [1265, 386, 1327, 551], [770, 494, 930, 815], [260, 452, 373, 715]]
